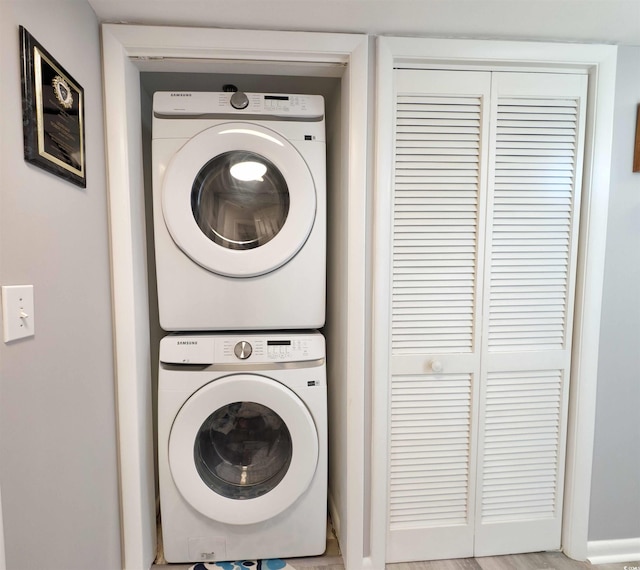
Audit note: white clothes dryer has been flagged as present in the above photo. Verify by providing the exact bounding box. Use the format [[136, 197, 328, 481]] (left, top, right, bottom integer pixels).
[[152, 91, 326, 331], [158, 331, 327, 563]]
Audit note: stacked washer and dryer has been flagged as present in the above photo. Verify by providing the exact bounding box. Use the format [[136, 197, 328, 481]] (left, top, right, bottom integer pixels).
[[152, 90, 328, 563]]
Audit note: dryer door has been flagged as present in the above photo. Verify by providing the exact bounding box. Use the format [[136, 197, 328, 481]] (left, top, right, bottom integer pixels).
[[169, 374, 319, 525], [162, 122, 317, 277]]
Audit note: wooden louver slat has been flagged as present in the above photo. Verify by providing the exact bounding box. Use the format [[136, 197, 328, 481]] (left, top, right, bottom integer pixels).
[[389, 373, 473, 528], [480, 370, 562, 522], [487, 98, 580, 352], [392, 95, 482, 354]]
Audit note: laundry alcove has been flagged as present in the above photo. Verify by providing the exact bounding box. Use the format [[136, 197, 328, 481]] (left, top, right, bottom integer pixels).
[[140, 70, 343, 561], [101, 24, 370, 570], [102, 25, 617, 570]]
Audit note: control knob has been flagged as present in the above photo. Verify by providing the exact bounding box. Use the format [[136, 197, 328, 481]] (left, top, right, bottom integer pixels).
[[230, 91, 249, 110], [234, 341, 252, 360]]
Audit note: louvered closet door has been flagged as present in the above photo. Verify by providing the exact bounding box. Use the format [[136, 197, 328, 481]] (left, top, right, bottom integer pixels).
[[474, 72, 587, 556], [387, 69, 588, 563], [387, 70, 491, 563]]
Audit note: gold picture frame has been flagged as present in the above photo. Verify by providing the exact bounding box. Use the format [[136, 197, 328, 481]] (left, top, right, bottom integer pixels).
[[20, 26, 86, 188]]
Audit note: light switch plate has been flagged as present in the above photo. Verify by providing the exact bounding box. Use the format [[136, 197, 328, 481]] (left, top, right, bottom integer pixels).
[[2, 285, 35, 342]]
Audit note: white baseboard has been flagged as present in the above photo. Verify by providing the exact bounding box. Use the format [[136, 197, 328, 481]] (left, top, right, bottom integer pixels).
[[588, 538, 640, 565]]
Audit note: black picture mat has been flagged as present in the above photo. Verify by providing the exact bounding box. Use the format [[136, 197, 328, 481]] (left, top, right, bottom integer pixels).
[[19, 26, 86, 188]]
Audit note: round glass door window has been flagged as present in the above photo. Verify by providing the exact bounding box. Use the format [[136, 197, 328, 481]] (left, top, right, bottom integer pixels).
[[191, 151, 290, 251], [194, 401, 292, 500], [161, 123, 317, 277]]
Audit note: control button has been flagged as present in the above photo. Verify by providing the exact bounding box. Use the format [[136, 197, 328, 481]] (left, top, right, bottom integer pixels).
[[230, 91, 249, 110], [234, 341, 253, 360]]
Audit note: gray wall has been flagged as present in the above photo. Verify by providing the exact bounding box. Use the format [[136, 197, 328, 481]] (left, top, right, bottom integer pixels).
[[0, 1, 121, 569], [589, 45, 640, 542]]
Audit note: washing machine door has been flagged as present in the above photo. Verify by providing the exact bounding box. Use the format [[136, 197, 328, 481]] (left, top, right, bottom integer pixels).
[[168, 374, 319, 525], [161, 122, 317, 277]]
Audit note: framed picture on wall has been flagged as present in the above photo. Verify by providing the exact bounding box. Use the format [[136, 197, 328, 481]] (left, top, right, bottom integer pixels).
[[19, 25, 86, 188]]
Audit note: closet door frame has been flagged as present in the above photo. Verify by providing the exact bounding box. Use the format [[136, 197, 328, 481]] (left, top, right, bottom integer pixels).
[[371, 37, 617, 567]]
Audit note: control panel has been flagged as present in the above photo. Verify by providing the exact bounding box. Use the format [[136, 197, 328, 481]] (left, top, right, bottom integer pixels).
[[153, 91, 324, 120], [160, 333, 324, 365]]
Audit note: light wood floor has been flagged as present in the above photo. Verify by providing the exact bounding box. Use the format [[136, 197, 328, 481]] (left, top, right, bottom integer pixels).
[[152, 521, 638, 570], [385, 551, 639, 570], [153, 551, 640, 570]]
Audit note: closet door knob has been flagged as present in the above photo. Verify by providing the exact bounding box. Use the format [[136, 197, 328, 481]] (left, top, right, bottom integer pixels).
[[430, 360, 443, 373]]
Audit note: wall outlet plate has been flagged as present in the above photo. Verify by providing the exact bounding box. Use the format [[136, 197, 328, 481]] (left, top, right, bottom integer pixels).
[[1, 285, 35, 342]]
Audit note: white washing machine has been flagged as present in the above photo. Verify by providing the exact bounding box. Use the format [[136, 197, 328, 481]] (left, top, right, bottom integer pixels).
[[158, 331, 327, 563], [152, 91, 326, 331]]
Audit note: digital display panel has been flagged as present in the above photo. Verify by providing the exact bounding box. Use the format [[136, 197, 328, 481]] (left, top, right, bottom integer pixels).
[[267, 340, 292, 346]]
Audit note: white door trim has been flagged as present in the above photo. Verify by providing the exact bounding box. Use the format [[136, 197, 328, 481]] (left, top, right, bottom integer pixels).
[[101, 24, 369, 570], [371, 36, 617, 567]]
